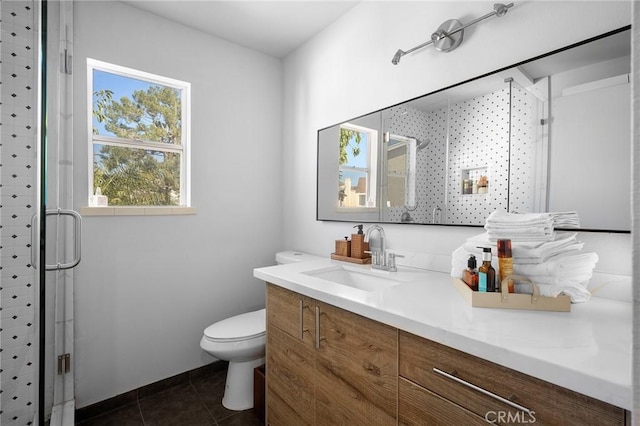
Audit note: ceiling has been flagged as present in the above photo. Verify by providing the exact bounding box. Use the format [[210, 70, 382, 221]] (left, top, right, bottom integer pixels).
[[121, 1, 360, 58]]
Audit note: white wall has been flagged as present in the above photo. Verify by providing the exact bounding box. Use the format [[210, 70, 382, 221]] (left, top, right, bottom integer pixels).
[[282, 1, 632, 273], [72, 2, 284, 407]]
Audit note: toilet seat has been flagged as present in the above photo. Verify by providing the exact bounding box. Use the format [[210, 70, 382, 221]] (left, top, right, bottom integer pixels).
[[203, 308, 265, 343]]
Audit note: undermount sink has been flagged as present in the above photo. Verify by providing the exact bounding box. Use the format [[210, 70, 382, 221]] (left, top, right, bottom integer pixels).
[[302, 264, 404, 292]]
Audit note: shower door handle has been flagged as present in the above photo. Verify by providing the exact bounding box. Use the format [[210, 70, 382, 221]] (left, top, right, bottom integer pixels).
[[30, 213, 38, 269], [45, 209, 82, 271]]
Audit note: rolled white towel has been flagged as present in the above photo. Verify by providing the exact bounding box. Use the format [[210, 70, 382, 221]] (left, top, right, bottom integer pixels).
[[550, 211, 580, 228], [520, 274, 595, 286], [515, 281, 591, 303]]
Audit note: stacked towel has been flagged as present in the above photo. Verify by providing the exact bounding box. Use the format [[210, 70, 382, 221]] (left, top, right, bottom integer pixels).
[[514, 281, 592, 303], [452, 210, 597, 303], [462, 232, 583, 264], [484, 211, 554, 242], [550, 211, 580, 228]]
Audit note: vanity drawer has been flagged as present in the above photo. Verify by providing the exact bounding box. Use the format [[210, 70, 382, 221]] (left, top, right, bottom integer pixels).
[[399, 377, 487, 426], [399, 330, 625, 425]]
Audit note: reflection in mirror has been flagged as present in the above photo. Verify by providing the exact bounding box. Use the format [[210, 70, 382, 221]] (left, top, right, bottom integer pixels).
[[317, 28, 631, 231], [384, 133, 418, 212], [545, 49, 630, 230], [318, 112, 382, 222], [338, 123, 378, 209]]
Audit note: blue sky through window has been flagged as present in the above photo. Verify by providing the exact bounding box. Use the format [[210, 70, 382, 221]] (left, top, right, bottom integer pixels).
[[341, 132, 368, 186], [92, 69, 156, 136], [345, 132, 368, 168]]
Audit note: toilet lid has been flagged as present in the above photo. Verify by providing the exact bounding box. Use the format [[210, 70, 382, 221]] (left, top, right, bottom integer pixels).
[[204, 308, 265, 342]]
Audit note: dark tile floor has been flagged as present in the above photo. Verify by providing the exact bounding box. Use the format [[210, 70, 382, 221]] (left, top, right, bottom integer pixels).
[[75, 367, 264, 426]]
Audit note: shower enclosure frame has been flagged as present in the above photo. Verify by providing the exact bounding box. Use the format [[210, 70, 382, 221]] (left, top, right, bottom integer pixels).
[[41, 0, 79, 424], [0, 0, 78, 424]]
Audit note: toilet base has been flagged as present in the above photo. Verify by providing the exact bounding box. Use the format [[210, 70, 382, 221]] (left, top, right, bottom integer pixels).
[[222, 357, 265, 410]]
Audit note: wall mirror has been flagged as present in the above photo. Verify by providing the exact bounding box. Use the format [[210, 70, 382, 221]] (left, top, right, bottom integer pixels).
[[317, 27, 631, 232]]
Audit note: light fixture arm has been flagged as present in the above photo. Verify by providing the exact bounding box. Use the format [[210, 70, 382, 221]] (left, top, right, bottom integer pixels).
[[392, 3, 514, 65]]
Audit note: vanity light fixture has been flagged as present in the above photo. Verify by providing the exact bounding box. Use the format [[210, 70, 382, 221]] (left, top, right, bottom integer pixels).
[[391, 2, 514, 65]]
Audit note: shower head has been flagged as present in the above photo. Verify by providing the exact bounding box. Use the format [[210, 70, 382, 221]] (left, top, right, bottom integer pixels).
[[416, 138, 431, 151], [391, 49, 405, 65]]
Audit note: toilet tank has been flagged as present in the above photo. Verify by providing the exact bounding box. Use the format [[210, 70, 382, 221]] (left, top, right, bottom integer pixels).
[[275, 250, 324, 264]]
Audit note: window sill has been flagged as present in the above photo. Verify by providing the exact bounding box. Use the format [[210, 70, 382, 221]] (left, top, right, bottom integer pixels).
[[79, 206, 197, 217]]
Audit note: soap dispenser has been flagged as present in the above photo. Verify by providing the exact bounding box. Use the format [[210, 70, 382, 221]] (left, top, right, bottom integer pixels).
[[350, 224, 369, 259]]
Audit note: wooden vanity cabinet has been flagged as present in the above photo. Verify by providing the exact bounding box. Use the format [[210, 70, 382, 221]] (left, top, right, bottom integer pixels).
[[399, 330, 625, 426], [266, 283, 397, 426], [266, 283, 626, 426]]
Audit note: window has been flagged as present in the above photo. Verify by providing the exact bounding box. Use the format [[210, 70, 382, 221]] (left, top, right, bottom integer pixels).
[[88, 59, 191, 207], [337, 123, 378, 209]]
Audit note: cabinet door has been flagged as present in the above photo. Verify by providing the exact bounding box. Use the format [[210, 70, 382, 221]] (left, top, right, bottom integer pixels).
[[266, 284, 316, 425], [266, 324, 315, 426], [315, 302, 397, 425], [399, 377, 488, 426], [266, 283, 315, 346]]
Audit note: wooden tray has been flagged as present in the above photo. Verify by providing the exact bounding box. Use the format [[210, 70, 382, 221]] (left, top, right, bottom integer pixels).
[[331, 253, 371, 264], [453, 275, 571, 312]]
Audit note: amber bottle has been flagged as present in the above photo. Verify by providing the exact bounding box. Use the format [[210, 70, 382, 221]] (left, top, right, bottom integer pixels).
[[497, 239, 514, 293], [463, 254, 478, 291], [477, 247, 496, 293]]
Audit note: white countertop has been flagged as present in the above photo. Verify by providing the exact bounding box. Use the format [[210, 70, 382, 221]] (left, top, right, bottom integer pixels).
[[254, 258, 632, 411]]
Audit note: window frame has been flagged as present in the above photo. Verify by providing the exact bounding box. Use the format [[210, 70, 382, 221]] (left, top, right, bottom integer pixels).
[[336, 122, 378, 211], [86, 58, 192, 207]]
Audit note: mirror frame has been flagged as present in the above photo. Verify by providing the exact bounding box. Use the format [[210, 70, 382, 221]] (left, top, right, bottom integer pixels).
[[316, 26, 631, 233]]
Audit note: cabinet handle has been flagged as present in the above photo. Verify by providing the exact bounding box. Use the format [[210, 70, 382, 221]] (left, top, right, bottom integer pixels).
[[298, 300, 306, 339], [315, 306, 320, 349], [432, 367, 533, 415]]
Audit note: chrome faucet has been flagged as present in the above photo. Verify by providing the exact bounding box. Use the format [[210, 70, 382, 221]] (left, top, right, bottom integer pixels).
[[364, 224, 404, 271], [364, 224, 386, 268]]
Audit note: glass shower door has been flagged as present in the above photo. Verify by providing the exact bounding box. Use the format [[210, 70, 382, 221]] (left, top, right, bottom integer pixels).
[[43, 0, 78, 424], [1, 1, 77, 424]]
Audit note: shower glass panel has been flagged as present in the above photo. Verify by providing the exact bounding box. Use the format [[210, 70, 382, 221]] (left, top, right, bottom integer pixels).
[[43, 0, 77, 424], [1, 1, 77, 424]]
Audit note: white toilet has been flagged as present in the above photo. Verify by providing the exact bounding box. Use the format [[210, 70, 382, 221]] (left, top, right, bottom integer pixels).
[[199, 250, 323, 410]]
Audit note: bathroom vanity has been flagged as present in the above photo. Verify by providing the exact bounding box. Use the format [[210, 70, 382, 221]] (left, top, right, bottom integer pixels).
[[254, 259, 631, 425]]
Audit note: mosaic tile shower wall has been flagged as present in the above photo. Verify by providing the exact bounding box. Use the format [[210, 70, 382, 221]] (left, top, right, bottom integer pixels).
[[446, 87, 511, 225], [1, 1, 39, 424], [384, 85, 539, 225]]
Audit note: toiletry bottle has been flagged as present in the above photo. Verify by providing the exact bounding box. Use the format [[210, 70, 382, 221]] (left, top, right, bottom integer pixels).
[[477, 247, 496, 293], [335, 236, 351, 257], [497, 239, 514, 293], [351, 224, 368, 259], [463, 254, 478, 291], [92, 187, 108, 207]]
